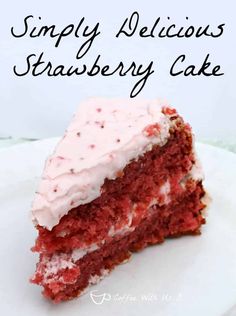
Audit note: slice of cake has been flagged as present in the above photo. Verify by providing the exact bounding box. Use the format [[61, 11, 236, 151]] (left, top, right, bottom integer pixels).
[[30, 98, 206, 303]]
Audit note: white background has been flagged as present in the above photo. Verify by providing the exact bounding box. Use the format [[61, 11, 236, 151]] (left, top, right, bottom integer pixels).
[[0, 0, 235, 142]]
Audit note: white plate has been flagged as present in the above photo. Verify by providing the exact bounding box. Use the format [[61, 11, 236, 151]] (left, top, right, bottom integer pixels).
[[0, 139, 235, 316]]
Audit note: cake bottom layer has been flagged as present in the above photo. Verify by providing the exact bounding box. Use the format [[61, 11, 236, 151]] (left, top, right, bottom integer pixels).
[[31, 182, 206, 302]]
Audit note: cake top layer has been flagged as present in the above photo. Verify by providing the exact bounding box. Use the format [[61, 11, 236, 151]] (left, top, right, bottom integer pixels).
[[31, 98, 172, 230]]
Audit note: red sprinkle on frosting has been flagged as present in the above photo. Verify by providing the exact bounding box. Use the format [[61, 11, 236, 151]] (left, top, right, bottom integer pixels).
[[162, 107, 177, 115], [143, 124, 160, 137]]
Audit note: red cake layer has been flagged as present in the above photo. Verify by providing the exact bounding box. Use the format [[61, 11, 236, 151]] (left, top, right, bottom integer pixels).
[[31, 115, 206, 302], [32, 183, 205, 302]]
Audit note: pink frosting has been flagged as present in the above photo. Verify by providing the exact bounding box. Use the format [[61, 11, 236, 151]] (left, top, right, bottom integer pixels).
[[31, 98, 172, 230]]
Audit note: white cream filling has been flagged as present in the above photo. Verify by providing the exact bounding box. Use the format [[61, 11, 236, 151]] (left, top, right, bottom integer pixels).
[[108, 209, 135, 237], [42, 254, 76, 282], [180, 156, 204, 189], [189, 156, 204, 181], [159, 180, 171, 204], [71, 243, 101, 262]]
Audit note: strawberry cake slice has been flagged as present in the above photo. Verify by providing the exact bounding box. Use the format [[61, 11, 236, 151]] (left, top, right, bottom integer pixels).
[[30, 98, 207, 302]]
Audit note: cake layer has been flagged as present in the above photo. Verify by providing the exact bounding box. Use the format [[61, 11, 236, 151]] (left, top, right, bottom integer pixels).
[[32, 116, 202, 255], [31, 182, 206, 303], [31, 98, 173, 230]]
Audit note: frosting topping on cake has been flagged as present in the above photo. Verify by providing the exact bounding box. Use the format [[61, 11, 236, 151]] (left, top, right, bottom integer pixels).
[[31, 98, 172, 230]]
